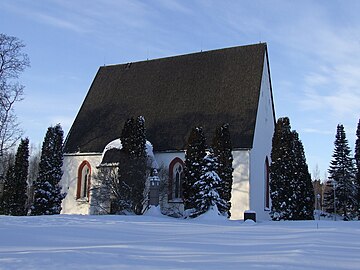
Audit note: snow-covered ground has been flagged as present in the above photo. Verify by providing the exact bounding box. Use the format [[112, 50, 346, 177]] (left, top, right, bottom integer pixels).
[[0, 212, 359, 270]]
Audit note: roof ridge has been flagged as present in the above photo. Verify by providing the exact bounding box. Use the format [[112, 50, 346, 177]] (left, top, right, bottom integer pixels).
[[102, 43, 267, 69]]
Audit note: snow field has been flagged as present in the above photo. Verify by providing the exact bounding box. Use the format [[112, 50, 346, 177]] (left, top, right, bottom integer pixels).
[[0, 214, 359, 270]]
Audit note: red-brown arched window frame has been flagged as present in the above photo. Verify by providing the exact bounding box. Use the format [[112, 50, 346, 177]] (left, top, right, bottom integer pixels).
[[264, 156, 270, 209], [76, 161, 91, 200], [168, 157, 184, 201]]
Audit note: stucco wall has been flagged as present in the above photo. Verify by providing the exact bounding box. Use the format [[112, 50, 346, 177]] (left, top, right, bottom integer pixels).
[[155, 150, 250, 220], [249, 54, 275, 221], [61, 149, 252, 219], [230, 150, 250, 220], [155, 151, 185, 169], [154, 152, 185, 216], [61, 153, 102, 214]]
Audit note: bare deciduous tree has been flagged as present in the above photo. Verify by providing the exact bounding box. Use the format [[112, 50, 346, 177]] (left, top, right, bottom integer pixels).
[[0, 33, 30, 166], [91, 156, 154, 215], [26, 143, 41, 212]]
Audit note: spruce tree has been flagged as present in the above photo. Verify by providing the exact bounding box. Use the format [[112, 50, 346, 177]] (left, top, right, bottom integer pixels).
[[270, 117, 294, 220], [354, 119, 360, 218], [323, 180, 335, 213], [2, 138, 29, 215], [192, 151, 226, 217], [129, 116, 147, 214], [31, 124, 65, 215], [116, 116, 147, 215], [291, 131, 314, 220], [183, 127, 207, 210], [1, 166, 13, 214], [326, 124, 357, 220], [0, 154, 15, 214], [212, 123, 233, 217], [270, 117, 314, 220]]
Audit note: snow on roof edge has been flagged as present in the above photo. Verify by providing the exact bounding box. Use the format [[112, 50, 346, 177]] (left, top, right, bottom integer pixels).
[[100, 139, 158, 169]]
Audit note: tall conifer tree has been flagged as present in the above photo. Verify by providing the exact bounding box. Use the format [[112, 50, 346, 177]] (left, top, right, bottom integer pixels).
[[183, 127, 207, 210], [270, 117, 314, 220], [117, 116, 147, 215], [0, 154, 14, 214], [354, 119, 360, 217], [212, 123, 233, 217], [326, 124, 357, 220], [291, 131, 314, 220], [130, 116, 147, 214], [31, 124, 65, 215], [270, 117, 294, 220], [2, 138, 29, 215]]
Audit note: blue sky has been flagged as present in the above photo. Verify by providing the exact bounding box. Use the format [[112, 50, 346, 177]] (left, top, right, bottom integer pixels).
[[1, 0, 360, 179]]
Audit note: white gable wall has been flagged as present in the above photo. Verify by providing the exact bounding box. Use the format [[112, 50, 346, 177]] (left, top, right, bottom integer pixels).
[[230, 150, 250, 220], [249, 54, 275, 221]]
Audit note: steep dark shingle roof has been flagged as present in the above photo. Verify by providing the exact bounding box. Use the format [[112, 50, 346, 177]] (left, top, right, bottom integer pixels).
[[64, 43, 269, 153]]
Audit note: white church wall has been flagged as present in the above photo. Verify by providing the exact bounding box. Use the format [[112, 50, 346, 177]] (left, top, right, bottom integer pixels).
[[230, 150, 250, 220], [249, 55, 275, 221], [154, 151, 185, 169], [61, 153, 102, 215], [154, 151, 185, 216], [154, 150, 251, 219], [60, 148, 253, 219]]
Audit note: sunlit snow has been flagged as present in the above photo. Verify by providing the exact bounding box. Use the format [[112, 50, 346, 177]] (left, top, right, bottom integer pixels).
[[0, 214, 359, 269]]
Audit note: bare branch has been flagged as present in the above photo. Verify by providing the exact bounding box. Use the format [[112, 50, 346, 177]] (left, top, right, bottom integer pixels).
[[0, 34, 30, 80], [0, 33, 29, 175]]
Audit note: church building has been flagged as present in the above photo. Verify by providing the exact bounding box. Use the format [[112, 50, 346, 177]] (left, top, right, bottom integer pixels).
[[60, 43, 276, 220]]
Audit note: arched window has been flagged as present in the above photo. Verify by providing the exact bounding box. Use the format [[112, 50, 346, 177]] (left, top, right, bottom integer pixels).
[[168, 157, 184, 201], [77, 161, 91, 200], [264, 157, 270, 209]]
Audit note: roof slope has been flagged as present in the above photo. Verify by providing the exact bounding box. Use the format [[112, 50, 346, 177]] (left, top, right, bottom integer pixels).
[[64, 43, 268, 153]]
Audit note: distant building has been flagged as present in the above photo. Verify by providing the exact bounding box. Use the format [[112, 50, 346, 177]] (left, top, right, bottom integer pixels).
[[61, 43, 276, 220]]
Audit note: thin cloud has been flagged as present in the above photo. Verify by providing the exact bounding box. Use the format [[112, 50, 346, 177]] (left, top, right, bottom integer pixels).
[[304, 73, 330, 87], [267, 5, 360, 122], [35, 13, 89, 33], [1, 1, 91, 33], [1, 0, 156, 34]]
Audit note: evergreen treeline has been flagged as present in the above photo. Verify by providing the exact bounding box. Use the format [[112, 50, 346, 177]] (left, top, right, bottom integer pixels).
[[7, 115, 360, 222], [0, 138, 29, 215], [0, 124, 65, 216]]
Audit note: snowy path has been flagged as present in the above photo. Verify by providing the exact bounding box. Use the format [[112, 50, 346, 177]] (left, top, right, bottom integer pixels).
[[0, 215, 359, 269]]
